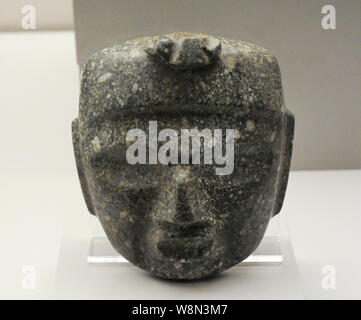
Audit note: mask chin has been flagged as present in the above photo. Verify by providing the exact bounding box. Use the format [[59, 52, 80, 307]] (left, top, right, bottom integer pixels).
[[72, 118, 95, 215]]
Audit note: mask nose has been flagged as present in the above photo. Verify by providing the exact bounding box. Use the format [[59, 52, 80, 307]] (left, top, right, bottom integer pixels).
[[174, 184, 193, 223], [172, 165, 196, 223], [153, 166, 199, 224], [154, 167, 214, 260]]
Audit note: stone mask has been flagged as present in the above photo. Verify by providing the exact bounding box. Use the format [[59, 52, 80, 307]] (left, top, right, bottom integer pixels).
[[72, 32, 294, 280]]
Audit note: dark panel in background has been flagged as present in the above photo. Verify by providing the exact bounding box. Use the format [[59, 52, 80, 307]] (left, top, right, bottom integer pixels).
[[73, 0, 361, 171]]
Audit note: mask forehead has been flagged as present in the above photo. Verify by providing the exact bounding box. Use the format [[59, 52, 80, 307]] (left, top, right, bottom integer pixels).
[[78, 33, 285, 126]]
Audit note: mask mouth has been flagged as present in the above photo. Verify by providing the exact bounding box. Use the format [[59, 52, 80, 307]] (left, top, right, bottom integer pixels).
[[157, 220, 212, 238], [157, 237, 213, 260], [156, 220, 214, 260]]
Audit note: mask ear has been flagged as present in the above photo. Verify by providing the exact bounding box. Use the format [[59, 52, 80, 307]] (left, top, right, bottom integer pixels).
[[72, 119, 96, 215], [273, 110, 295, 216]]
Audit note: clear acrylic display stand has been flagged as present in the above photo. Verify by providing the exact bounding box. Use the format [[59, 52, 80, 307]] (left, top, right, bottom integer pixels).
[[87, 213, 283, 266]]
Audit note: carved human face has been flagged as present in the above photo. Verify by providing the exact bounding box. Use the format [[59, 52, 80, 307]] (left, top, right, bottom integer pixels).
[[74, 105, 287, 279]]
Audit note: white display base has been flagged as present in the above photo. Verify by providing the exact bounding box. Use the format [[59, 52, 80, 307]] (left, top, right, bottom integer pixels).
[[53, 209, 304, 299]]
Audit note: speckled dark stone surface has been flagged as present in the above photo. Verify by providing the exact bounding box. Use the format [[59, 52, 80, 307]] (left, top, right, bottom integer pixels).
[[72, 32, 294, 280]]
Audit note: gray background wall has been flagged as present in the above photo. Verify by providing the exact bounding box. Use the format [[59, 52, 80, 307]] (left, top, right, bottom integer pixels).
[[1, 0, 360, 171]]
